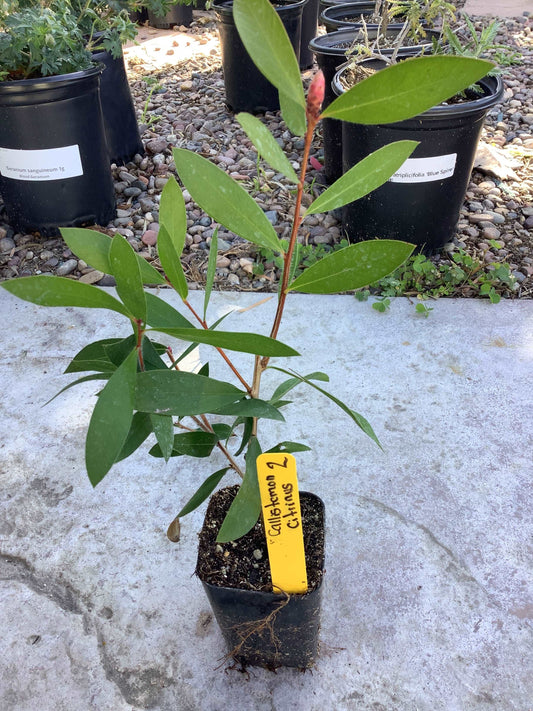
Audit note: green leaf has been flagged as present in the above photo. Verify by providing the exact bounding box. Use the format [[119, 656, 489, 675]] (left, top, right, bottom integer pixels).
[[236, 113, 299, 183], [149, 431, 221, 458], [150, 414, 174, 462], [158, 176, 188, 299], [64, 339, 123, 374], [279, 90, 307, 137], [269, 366, 382, 448], [152, 326, 299, 357], [233, 0, 305, 112], [288, 240, 415, 294], [212, 398, 285, 422], [1, 276, 130, 317], [173, 148, 282, 254], [323, 56, 494, 124], [266, 441, 311, 454], [177, 468, 230, 517], [115, 411, 153, 463], [86, 348, 138, 486], [134, 370, 244, 416], [109, 234, 147, 322], [204, 226, 218, 321], [270, 371, 329, 404], [211, 423, 233, 440], [141, 336, 168, 371], [44, 373, 111, 406], [234, 416, 254, 456], [145, 293, 194, 329], [104, 335, 137, 367], [217, 436, 262, 542], [60, 227, 165, 285], [306, 141, 418, 215]]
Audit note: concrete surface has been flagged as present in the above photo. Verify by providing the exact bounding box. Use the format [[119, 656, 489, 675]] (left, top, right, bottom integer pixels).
[[1, 288, 532, 710], [462, 0, 532, 17]]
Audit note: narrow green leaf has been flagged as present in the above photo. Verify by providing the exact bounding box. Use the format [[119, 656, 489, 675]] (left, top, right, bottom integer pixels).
[[86, 348, 138, 486], [149, 431, 221, 458], [203, 226, 218, 321], [145, 293, 194, 329], [177, 468, 230, 517], [44, 373, 111, 406], [288, 241, 415, 294], [212, 398, 285, 422], [233, 0, 305, 110], [134, 370, 244, 416], [150, 414, 174, 462], [1, 276, 131, 317], [266, 441, 312, 454], [323, 56, 494, 125], [173, 148, 283, 254], [269, 366, 382, 448], [234, 416, 254, 456], [306, 141, 418, 215], [158, 225, 188, 300], [60, 227, 166, 285], [270, 371, 329, 404], [141, 337, 168, 371], [64, 339, 123, 374], [211, 423, 233, 440], [236, 113, 299, 183], [115, 411, 153, 463], [109, 234, 147, 322], [279, 90, 307, 137], [104, 335, 137, 367], [151, 326, 299, 358], [158, 176, 188, 299], [217, 436, 262, 542]]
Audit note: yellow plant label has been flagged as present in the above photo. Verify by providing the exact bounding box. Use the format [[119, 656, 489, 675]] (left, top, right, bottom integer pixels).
[[256, 452, 308, 594]]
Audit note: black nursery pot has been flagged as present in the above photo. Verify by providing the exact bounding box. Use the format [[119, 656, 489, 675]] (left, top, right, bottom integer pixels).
[[214, 0, 306, 114], [148, 5, 193, 28], [332, 61, 504, 253], [91, 46, 144, 164], [0, 65, 116, 235], [309, 29, 439, 183], [197, 489, 325, 669], [300, 0, 320, 69], [320, 1, 404, 32]]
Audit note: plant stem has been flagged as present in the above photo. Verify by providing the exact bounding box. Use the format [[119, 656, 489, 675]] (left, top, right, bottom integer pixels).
[[182, 298, 253, 395]]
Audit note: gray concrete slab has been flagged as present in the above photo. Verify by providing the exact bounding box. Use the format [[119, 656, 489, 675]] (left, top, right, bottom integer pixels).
[[1, 289, 532, 711]]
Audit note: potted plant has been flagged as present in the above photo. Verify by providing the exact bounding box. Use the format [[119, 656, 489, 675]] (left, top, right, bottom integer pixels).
[[329, 13, 507, 252], [1, 0, 491, 668], [0, 2, 116, 234]]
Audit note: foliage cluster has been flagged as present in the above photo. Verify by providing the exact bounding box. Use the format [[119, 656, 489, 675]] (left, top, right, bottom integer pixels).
[[2, 0, 493, 542]]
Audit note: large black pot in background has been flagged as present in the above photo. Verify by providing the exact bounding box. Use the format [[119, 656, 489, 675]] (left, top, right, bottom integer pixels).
[[332, 61, 504, 253], [0, 65, 116, 235], [299, 0, 320, 69], [91, 46, 144, 165], [148, 4, 193, 28], [214, 0, 306, 113], [309, 28, 440, 183]]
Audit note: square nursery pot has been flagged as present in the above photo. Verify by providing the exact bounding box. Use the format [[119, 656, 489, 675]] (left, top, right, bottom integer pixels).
[[196, 486, 325, 669]]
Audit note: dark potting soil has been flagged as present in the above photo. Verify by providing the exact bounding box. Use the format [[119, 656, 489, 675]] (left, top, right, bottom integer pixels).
[[196, 486, 325, 593]]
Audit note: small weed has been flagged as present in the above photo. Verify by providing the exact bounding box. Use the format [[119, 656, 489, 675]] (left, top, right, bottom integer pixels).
[[141, 77, 163, 126]]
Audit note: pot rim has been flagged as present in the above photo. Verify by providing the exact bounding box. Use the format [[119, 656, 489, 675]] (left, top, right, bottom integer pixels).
[[332, 58, 504, 119], [214, 0, 307, 16], [0, 62, 104, 94], [309, 27, 441, 56]]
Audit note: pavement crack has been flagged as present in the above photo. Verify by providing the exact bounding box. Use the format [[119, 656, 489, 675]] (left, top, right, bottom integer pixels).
[[0, 551, 84, 615], [359, 496, 494, 600]]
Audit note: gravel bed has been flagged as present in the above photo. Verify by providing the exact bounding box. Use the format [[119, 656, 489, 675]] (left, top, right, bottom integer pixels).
[[0, 11, 531, 297]]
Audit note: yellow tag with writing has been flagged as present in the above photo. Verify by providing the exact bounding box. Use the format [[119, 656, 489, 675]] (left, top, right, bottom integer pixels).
[[256, 452, 308, 594]]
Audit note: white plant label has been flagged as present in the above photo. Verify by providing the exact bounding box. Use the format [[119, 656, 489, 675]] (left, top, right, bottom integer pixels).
[[0, 145, 83, 181], [389, 153, 457, 184]]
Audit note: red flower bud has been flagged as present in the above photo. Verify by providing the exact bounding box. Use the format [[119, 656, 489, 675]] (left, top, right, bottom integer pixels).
[[306, 70, 325, 121]]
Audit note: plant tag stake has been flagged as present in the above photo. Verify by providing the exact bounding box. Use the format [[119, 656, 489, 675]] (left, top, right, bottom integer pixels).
[[256, 453, 308, 594]]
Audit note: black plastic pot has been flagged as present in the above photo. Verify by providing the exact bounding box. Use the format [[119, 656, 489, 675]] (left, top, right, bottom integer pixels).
[[148, 5, 193, 28], [320, 1, 405, 32], [309, 29, 439, 183], [0, 64, 116, 235], [332, 61, 504, 253], [197, 491, 325, 668], [91, 46, 144, 165], [300, 0, 320, 69], [214, 0, 306, 114]]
